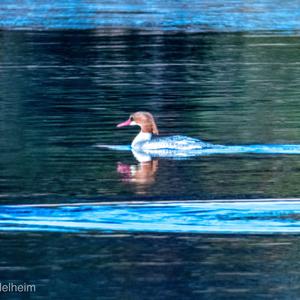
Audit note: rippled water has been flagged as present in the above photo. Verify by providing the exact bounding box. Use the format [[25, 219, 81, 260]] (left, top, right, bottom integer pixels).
[[2, 4, 300, 298], [1, 29, 300, 298], [2, 30, 300, 202], [2, 200, 300, 234], [1, 231, 299, 299], [1, 0, 300, 31]]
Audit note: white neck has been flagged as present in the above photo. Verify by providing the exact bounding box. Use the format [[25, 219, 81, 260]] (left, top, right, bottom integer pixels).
[[132, 131, 152, 148]]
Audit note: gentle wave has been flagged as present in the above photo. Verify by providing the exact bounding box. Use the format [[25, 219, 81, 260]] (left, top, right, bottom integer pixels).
[[1, 200, 300, 234]]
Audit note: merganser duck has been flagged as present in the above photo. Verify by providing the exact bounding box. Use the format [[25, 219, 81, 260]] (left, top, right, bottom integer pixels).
[[117, 111, 210, 150]]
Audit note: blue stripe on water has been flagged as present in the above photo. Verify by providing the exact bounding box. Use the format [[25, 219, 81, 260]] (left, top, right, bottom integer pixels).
[[1, 0, 300, 31], [1, 200, 300, 234]]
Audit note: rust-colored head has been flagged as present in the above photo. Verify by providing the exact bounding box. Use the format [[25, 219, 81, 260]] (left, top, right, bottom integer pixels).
[[117, 111, 159, 135]]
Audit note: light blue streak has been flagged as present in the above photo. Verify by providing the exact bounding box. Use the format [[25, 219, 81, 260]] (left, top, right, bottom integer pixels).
[[1, 0, 300, 32], [1, 200, 300, 234]]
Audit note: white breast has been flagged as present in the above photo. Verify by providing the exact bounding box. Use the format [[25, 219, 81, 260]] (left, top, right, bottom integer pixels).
[[132, 131, 152, 148]]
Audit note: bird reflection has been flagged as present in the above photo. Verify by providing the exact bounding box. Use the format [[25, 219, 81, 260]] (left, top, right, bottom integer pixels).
[[117, 159, 158, 194]]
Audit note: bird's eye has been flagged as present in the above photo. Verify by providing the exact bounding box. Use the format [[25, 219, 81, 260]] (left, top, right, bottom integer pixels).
[[130, 116, 134, 121]]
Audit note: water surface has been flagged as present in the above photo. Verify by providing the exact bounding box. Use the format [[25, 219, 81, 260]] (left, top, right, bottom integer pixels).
[[2, 14, 300, 299], [1, 231, 300, 299], [1, 0, 300, 31], [2, 30, 300, 202], [2, 200, 300, 234]]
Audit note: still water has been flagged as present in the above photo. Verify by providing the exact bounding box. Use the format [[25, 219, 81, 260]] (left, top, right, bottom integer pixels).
[[2, 29, 300, 298]]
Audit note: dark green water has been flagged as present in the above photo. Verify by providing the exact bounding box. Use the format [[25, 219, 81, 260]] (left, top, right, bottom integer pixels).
[[1, 232, 300, 300], [2, 30, 300, 202], [2, 30, 300, 299]]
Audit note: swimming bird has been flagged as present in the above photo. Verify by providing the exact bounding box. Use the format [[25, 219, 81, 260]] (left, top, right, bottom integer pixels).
[[117, 111, 210, 150]]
